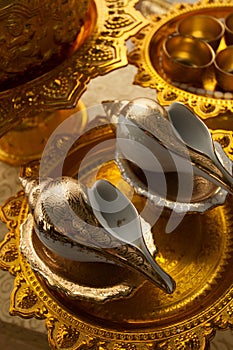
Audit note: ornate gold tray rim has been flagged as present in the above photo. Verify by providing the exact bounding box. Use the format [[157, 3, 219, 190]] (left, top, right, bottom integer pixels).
[[129, 0, 233, 120]]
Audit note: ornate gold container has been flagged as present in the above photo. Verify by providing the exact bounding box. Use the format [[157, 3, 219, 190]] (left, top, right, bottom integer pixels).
[[225, 12, 233, 45], [1, 120, 233, 349], [0, 0, 90, 89], [214, 46, 233, 92], [0, 0, 146, 136], [0, 0, 146, 164]]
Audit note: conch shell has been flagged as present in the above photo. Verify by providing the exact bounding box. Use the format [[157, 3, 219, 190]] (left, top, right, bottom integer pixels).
[[20, 176, 175, 294]]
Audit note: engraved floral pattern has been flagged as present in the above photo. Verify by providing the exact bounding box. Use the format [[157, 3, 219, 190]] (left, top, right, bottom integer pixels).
[[0, 161, 47, 333], [0, 243, 18, 263]]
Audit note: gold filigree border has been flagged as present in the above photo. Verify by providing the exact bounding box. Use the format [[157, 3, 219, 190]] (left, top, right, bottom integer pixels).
[[0, 0, 147, 137], [0, 130, 233, 349], [128, 0, 233, 120]]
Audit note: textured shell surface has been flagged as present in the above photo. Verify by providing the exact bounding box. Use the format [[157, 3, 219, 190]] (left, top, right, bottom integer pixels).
[[20, 176, 176, 294], [106, 98, 188, 158]]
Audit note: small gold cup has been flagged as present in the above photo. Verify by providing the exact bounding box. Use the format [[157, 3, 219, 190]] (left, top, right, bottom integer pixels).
[[177, 15, 225, 51], [214, 46, 233, 92], [162, 34, 215, 84], [225, 13, 233, 46]]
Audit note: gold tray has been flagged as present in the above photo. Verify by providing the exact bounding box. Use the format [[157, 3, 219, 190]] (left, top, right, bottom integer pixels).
[[129, 0, 233, 119], [1, 122, 233, 349], [0, 0, 146, 137]]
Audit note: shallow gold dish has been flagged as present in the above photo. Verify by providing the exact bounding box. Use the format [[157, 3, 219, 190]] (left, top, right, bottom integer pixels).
[[1, 121, 233, 349], [129, 0, 233, 119]]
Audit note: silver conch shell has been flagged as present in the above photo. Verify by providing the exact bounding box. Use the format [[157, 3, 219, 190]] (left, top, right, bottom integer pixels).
[[103, 97, 191, 174], [20, 176, 175, 294], [103, 98, 232, 216]]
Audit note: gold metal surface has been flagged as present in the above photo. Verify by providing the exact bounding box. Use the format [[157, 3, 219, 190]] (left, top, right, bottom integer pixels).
[[0, 100, 87, 166], [225, 12, 233, 45], [0, 0, 147, 137], [1, 122, 233, 349], [162, 34, 215, 85], [214, 46, 233, 92], [177, 14, 225, 51], [0, 0, 90, 88], [128, 0, 233, 119]]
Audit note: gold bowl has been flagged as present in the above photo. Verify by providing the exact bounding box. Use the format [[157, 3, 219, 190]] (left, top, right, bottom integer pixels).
[[225, 12, 233, 46], [161, 34, 215, 84], [214, 46, 233, 92], [0, 0, 90, 89], [177, 14, 225, 51]]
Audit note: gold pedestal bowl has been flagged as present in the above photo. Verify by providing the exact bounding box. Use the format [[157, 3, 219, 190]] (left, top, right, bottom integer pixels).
[[0, 0, 146, 165]]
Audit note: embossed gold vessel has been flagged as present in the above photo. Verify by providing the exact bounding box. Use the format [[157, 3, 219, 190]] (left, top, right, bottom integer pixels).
[[0, 0, 146, 164], [0, 0, 90, 89], [225, 12, 233, 46], [0, 0, 146, 136], [215, 46, 233, 92]]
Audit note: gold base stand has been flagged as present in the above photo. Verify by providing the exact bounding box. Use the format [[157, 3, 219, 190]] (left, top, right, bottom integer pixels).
[[0, 101, 87, 166]]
